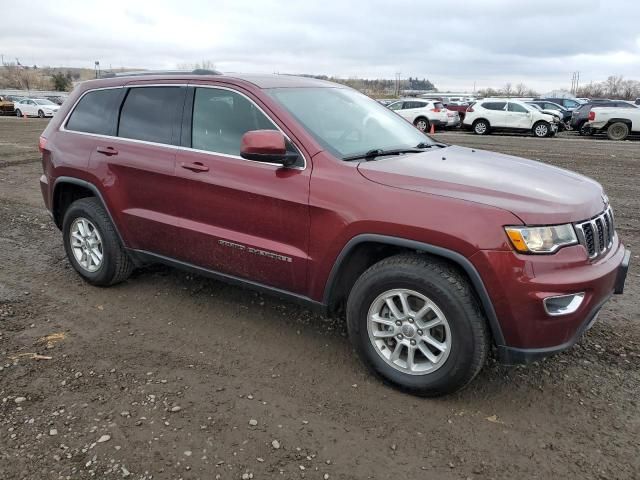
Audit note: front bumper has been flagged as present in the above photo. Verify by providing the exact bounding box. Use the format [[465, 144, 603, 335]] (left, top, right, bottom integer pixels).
[[471, 241, 629, 364]]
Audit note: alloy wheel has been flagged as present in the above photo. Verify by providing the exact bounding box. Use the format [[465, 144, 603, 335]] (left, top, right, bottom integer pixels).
[[367, 289, 451, 375], [69, 217, 104, 272]]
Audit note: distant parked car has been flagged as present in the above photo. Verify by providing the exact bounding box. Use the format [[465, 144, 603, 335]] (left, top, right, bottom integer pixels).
[[443, 101, 469, 123], [536, 97, 582, 111], [463, 99, 559, 137], [526, 103, 566, 131], [387, 99, 459, 131], [585, 106, 640, 140], [634, 98, 640, 106], [0, 95, 16, 115], [14, 98, 61, 118], [45, 96, 67, 105], [527, 100, 571, 124], [570, 100, 637, 134]]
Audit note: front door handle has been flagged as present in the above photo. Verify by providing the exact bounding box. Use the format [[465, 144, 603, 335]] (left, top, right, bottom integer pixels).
[[180, 161, 209, 172], [96, 146, 118, 156]]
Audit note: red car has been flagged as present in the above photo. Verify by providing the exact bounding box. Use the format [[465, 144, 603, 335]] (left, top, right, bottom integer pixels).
[[39, 71, 630, 396]]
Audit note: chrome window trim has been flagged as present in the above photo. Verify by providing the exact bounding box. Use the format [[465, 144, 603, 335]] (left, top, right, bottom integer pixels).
[[59, 84, 307, 171]]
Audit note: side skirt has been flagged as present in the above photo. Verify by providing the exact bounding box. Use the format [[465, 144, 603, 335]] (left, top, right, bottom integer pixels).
[[128, 249, 328, 315]]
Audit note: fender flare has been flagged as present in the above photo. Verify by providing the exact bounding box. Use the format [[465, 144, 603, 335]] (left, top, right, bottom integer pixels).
[[322, 234, 505, 346], [52, 176, 126, 246]]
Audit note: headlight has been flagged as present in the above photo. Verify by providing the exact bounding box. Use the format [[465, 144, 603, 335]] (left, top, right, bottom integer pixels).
[[505, 224, 577, 253]]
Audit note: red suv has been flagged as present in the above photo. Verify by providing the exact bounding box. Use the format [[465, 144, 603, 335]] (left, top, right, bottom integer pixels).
[[39, 71, 630, 396]]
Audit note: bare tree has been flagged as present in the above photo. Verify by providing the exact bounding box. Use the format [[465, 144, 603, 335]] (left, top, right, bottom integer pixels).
[[502, 82, 513, 96], [605, 75, 624, 97]]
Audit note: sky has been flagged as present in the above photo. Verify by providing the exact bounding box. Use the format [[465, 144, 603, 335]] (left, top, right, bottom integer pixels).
[[2, 0, 639, 92]]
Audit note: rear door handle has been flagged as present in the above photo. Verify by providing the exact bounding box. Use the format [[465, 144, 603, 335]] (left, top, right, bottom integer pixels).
[[96, 146, 118, 156], [180, 161, 209, 173]]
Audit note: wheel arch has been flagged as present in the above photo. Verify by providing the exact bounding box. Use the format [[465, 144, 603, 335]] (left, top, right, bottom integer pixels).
[[322, 234, 505, 346], [472, 118, 490, 127], [52, 177, 125, 246]]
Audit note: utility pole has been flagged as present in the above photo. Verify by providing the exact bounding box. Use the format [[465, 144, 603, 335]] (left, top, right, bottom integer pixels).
[[395, 72, 401, 97], [95, 61, 100, 79]]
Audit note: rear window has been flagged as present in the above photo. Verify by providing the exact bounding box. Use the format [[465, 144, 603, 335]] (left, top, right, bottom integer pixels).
[[118, 87, 184, 144], [481, 102, 506, 111], [433, 102, 444, 110], [66, 88, 122, 135]]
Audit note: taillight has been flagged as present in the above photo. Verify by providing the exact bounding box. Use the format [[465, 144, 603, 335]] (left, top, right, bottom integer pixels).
[[466, 106, 474, 112], [588, 111, 595, 121], [431, 108, 441, 113], [38, 136, 47, 153]]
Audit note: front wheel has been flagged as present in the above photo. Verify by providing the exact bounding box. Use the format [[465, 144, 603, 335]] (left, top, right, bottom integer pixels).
[[37, 110, 44, 118], [532, 121, 550, 138], [346, 254, 489, 397], [62, 197, 133, 286], [606, 122, 629, 141]]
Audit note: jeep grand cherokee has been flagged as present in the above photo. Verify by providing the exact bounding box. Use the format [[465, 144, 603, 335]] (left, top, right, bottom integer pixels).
[[39, 71, 630, 396]]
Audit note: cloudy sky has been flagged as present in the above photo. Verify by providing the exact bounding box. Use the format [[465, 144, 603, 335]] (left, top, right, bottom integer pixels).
[[2, 0, 639, 92]]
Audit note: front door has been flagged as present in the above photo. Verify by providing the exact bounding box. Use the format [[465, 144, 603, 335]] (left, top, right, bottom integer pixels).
[[507, 102, 532, 129], [173, 86, 311, 294]]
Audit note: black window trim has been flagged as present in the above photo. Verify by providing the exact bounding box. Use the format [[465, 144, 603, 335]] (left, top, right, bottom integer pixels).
[[60, 84, 307, 171]]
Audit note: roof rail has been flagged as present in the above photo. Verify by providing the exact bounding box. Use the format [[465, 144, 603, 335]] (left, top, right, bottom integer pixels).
[[99, 69, 221, 79]]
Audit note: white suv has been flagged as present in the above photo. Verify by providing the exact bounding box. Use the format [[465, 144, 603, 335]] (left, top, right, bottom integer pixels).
[[463, 99, 558, 137], [387, 99, 460, 132]]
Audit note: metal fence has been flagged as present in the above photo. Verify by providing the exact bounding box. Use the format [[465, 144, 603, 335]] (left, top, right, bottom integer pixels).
[[0, 88, 69, 98]]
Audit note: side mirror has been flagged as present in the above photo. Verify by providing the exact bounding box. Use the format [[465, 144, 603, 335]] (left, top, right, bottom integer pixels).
[[240, 130, 298, 167]]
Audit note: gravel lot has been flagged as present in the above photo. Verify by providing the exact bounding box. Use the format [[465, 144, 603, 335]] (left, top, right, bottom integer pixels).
[[0, 117, 638, 480]]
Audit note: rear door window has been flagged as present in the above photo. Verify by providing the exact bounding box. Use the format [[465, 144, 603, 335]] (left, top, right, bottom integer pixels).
[[118, 87, 185, 145], [66, 88, 123, 135]]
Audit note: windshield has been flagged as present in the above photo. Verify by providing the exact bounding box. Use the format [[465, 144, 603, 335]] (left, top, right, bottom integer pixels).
[[34, 99, 56, 106], [267, 87, 435, 159], [527, 103, 541, 111]]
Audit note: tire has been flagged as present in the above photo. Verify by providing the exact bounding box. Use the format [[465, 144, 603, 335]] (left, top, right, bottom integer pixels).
[[346, 254, 489, 397], [62, 197, 133, 286], [532, 121, 550, 138], [414, 117, 429, 132], [37, 110, 44, 118], [15, 109, 22, 118], [472, 119, 489, 135], [606, 122, 629, 141]]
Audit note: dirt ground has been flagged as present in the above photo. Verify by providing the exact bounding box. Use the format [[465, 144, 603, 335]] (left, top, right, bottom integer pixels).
[[0, 117, 638, 480]]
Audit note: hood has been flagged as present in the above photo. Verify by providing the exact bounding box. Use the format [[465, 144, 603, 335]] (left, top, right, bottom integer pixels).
[[357, 145, 606, 225]]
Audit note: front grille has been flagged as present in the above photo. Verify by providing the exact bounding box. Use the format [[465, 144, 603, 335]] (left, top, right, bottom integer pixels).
[[575, 208, 615, 259]]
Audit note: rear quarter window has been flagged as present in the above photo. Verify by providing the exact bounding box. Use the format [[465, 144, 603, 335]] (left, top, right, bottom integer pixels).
[[66, 88, 123, 136]]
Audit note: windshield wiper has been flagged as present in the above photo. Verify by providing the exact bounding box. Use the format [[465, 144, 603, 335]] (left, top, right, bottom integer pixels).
[[417, 141, 448, 149], [343, 148, 423, 162]]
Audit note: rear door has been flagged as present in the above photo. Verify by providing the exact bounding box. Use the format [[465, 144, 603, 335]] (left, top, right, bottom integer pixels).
[[87, 84, 186, 258], [172, 85, 311, 293], [481, 101, 508, 127]]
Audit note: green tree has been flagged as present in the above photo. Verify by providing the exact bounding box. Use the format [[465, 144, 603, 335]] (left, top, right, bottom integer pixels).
[[51, 72, 71, 91]]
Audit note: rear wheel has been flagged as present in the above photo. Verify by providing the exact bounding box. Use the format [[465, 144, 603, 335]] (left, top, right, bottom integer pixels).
[[346, 254, 489, 397], [414, 117, 429, 132], [532, 121, 550, 138], [606, 122, 629, 141], [472, 119, 489, 135], [15, 109, 22, 118], [62, 198, 133, 286]]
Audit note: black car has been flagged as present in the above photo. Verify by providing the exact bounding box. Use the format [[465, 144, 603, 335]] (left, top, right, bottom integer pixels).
[[528, 100, 572, 123], [570, 100, 637, 134], [537, 97, 583, 111]]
